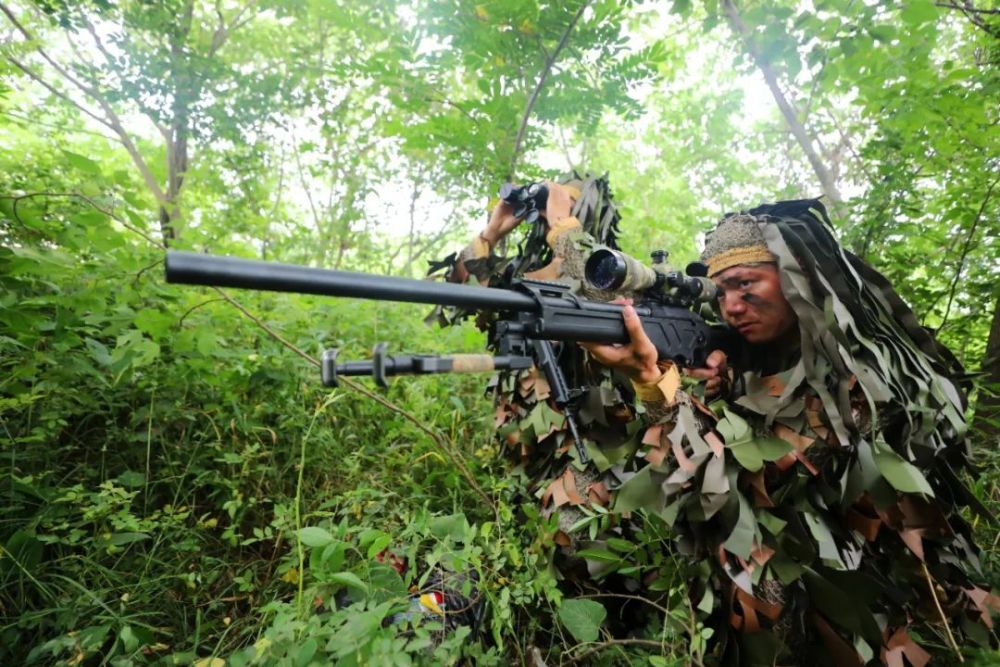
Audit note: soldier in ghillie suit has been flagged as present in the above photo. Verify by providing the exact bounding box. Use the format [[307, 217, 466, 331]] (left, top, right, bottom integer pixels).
[[441, 176, 643, 534], [584, 197, 999, 664], [441, 182, 997, 663]]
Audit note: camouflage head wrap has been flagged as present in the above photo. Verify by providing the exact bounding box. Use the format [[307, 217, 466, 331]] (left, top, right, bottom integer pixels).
[[753, 199, 968, 450], [701, 212, 777, 277]]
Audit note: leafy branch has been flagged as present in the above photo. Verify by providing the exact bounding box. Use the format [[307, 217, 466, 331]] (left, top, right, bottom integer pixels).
[[0, 2, 170, 236], [563, 638, 666, 665], [935, 2, 1000, 38], [720, 0, 848, 221], [508, 0, 592, 180], [936, 174, 1000, 334]]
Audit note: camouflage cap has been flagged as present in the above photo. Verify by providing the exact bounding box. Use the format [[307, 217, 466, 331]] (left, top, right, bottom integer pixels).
[[700, 212, 777, 277]]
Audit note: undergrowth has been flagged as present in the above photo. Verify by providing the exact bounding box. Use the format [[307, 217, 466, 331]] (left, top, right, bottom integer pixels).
[[2, 160, 998, 666]]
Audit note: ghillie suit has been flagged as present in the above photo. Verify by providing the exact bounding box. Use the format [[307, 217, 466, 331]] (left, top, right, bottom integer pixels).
[[617, 198, 998, 665], [431, 175, 674, 591]]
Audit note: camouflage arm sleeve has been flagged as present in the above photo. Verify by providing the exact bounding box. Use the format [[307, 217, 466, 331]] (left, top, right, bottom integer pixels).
[[452, 233, 500, 285], [448, 216, 583, 286]]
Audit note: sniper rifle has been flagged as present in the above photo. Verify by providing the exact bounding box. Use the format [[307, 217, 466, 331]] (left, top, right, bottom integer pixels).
[[165, 248, 726, 463]]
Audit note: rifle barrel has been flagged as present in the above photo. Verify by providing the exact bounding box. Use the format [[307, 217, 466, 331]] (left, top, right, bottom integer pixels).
[[165, 251, 539, 312]]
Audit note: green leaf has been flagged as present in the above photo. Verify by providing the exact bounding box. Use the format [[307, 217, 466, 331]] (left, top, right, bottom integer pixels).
[[119, 625, 139, 652], [756, 436, 793, 460], [196, 330, 217, 356], [85, 338, 113, 367], [329, 571, 368, 594], [803, 513, 841, 563], [613, 466, 664, 513], [558, 599, 607, 643], [368, 563, 407, 600], [727, 439, 763, 472], [61, 149, 102, 175], [296, 638, 317, 667], [134, 309, 173, 339], [758, 511, 787, 536], [111, 330, 160, 370], [697, 587, 715, 614], [722, 494, 755, 558], [576, 548, 621, 563], [319, 541, 346, 571], [717, 408, 753, 448], [605, 537, 633, 553], [299, 526, 335, 547], [429, 512, 469, 541], [109, 532, 150, 546], [900, 0, 939, 26], [77, 624, 113, 651], [73, 211, 107, 227], [1, 531, 42, 573], [872, 446, 934, 496], [670, 0, 692, 15], [366, 533, 392, 559]]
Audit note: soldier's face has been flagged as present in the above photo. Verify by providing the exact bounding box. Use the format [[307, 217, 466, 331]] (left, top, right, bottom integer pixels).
[[713, 263, 797, 344]]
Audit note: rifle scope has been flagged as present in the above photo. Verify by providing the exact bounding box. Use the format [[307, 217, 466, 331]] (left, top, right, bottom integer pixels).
[[584, 248, 718, 304]]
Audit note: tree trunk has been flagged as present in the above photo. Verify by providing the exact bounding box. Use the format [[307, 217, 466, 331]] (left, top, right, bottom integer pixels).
[[159, 0, 196, 244], [973, 293, 1000, 443], [721, 0, 848, 221], [159, 109, 188, 243]]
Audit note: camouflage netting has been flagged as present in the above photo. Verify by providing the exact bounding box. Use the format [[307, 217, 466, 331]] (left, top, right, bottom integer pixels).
[[434, 187, 998, 664], [429, 173, 649, 556], [618, 199, 997, 664]]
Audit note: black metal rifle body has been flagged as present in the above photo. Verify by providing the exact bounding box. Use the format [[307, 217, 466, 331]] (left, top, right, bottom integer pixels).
[[165, 251, 717, 364]]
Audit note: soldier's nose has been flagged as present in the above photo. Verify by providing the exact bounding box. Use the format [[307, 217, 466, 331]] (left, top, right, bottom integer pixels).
[[722, 293, 746, 316]]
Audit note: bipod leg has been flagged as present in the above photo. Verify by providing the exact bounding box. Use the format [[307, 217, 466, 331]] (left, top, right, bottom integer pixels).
[[531, 339, 589, 464]]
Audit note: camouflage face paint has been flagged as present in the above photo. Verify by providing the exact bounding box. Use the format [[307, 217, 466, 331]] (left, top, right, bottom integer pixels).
[[712, 264, 797, 344]]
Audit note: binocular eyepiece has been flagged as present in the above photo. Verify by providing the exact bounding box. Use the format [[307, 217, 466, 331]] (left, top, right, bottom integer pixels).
[[584, 247, 718, 304], [499, 182, 549, 224]]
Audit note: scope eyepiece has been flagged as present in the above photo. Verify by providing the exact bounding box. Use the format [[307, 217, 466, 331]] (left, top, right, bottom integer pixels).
[[666, 272, 720, 301]]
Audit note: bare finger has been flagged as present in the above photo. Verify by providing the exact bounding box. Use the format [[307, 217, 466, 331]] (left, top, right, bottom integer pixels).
[[705, 349, 728, 371]]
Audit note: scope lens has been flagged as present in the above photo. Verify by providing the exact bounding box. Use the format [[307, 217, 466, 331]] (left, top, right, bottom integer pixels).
[[585, 248, 627, 290]]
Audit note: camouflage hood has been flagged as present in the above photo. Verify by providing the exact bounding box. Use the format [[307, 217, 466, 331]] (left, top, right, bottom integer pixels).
[[739, 199, 967, 459]]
